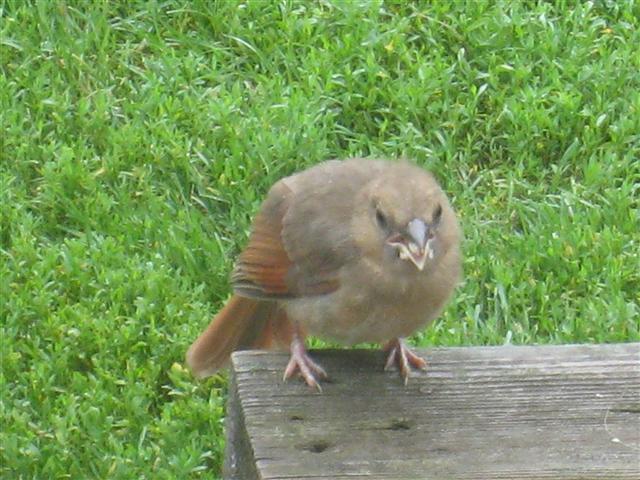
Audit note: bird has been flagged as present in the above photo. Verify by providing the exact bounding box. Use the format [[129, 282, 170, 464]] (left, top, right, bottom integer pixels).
[[186, 158, 462, 389]]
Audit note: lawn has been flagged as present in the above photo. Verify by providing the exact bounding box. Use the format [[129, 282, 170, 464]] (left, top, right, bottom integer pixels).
[[1, 1, 638, 478]]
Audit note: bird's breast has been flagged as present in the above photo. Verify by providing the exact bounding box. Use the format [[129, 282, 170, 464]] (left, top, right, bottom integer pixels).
[[283, 257, 457, 345]]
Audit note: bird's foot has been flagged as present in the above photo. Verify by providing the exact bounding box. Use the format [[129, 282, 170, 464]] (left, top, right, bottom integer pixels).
[[283, 335, 327, 391], [383, 338, 427, 385]]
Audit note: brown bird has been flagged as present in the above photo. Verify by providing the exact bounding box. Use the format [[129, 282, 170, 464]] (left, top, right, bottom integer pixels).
[[186, 158, 462, 389]]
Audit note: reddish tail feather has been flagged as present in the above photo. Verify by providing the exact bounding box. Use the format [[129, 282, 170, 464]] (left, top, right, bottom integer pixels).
[[186, 295, 293, 378]]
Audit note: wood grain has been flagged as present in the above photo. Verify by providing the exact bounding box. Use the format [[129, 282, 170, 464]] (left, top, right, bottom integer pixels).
[[223, 343, 640, 479]]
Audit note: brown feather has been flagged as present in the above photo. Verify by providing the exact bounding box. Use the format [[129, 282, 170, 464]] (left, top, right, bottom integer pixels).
[[185, 295, 291, 378], [231, 182, 296, 298], [231, 180, 342, 298]]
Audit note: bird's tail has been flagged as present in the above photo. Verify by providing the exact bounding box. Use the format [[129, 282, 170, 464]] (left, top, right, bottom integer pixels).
[[186, 295, 293, 378]]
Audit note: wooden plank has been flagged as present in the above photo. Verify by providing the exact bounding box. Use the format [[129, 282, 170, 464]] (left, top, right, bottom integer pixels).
[[223, 343, 640, 479]]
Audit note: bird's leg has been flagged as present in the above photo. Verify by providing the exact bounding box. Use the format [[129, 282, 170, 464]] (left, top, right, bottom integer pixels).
[[383, 337, 427, 385], [283, 330, 327, 391]]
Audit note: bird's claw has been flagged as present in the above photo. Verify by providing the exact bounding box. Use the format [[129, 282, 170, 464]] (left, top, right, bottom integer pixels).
[[283, 336, 327, 391], [383, 338, 427, 385]]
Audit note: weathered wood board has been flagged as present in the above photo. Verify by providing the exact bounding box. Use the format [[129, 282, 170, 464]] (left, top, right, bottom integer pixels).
[[224, 343, 640, 479]]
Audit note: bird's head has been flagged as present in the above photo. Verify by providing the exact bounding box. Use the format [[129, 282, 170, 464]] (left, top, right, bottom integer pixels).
[[353, 162, 460, 274]]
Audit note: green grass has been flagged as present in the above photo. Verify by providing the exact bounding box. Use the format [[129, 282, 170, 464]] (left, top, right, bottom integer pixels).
[[1, 0, 639, 477]]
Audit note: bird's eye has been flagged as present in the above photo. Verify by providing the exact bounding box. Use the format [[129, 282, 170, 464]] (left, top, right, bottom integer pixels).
[[375, 208, 388, 230], [433, 204, 443, 224]]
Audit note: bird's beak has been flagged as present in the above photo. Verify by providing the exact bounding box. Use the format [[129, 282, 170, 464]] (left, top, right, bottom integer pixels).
[[387, 218, 434, 271]]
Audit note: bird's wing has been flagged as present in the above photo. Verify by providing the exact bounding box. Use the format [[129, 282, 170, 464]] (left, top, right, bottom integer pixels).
[[231, 160, 379, 299], [231, 180, 300, 298]]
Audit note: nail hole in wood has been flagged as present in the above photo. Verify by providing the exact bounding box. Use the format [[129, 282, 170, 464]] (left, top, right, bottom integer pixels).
[[300, 439, 331, 453], [388, 418, 412, 430]]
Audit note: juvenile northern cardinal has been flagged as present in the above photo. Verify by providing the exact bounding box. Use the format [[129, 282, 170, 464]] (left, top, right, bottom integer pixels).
[[186, 158, 461, 389]]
